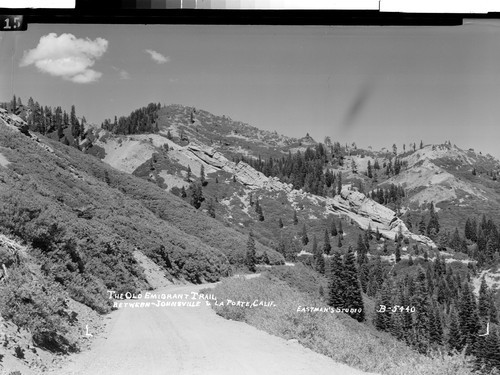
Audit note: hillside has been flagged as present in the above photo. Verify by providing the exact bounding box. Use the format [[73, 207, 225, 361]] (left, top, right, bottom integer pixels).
[[3, 100, 500, 374], [0, 110, 283, 373]]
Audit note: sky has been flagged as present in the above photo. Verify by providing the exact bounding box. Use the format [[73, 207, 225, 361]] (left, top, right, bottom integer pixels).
[[1, 22, 500, 158]]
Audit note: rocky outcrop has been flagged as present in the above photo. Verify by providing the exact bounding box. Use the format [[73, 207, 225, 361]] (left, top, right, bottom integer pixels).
[[187, 143, 228, 169], [327, 188, 436, 248], [181, 142, 436, 248], [186, 142, 293, 191], [0, 109, 54, 154]]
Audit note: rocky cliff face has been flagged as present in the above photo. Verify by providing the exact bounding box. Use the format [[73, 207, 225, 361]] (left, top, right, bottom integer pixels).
[[327, 188, 436, 248], [187, 142, 293, 192], [185, 142, 437, 249]]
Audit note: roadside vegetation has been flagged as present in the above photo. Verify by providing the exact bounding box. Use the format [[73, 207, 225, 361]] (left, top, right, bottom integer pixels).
[[209, 274, 484, 375]]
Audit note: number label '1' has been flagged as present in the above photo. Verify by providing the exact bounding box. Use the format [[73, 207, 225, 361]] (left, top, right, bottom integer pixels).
[[0, 16, 27, 31]]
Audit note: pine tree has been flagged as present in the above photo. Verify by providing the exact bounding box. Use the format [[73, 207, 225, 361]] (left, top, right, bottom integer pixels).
[[395, 243, 401, 263], [458, 282, 481, 355], [293, 210, 298, 225], [313, 235, 325, 274], [207, 198, 216, 218], [478, 326, 500, 372], [412, 268, 431, 353], [338, 220, 343, 235], [356, 234, 367, 265], [448, 305, 462, 352], [337, 234, 343, 248], [188, 182, 204, 209], [200, 164, 207, 186], [426, 202, 440, 239], [246, 231, 257, 273], [374, 281, 393, 331], [187, 165, 192, 181], [301, 224, 309, 245], [418, 216, 427, 235], [331, 219, 338, 236], [337, 172, 342, 195], [255, 200, 264, 221], [490, 290, 499, 324], [278, 218, 284, 228], [359, 263, 370, 293], [478, 278, 491, 321], [323, 228, 331, 255], [429, 300, 443, 347], [70, 104, 80, 139], [343, 246, 365, 322], [367, 160, 373, 178], [351, 159, 357, 174], [328, 252, 345, 308], [408, 256, 414, 266]]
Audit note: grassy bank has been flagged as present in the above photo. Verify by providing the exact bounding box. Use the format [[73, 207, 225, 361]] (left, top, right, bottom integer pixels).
[[208, 274, 480, 375]]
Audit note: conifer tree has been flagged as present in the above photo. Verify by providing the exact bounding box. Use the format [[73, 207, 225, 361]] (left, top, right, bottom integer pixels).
[[189, 182, 204, 209], [390, 312, 405, 341], [356, 234, 367, 265], [337, 172, 342, 195], [301, 224, 309, 245], [338, 220, 343, 235], [490, 291, 499, 324], [459, 282, 481, 354], [200, 164, 207, 186], [448, 305, 462, 352], [374, 280, 393, 331], [246, 231, 257, 273], [408, 256, 414, 266], [426, 202, 440, 238], [395, 243, 401, 263], [323, 228, 331, 255], [293, 210, 298, 225], [418, 216, 426, 235], [359, 263, 370, 293], [255, 200, 264, 221], [328, 252, 345, 308], [367, 160, 373, 178], [330, 219, 338, 236], [478, 278, 491, 321], [412, 268, 431, 353], [343, 246, 365, 322], [312, 235, 325, 274], [429, 300, 443, 347], [207, 198, 216, 218], [278, 218, 284, 228], [70, 104, 80, 139], [337, 234, 343, 248]]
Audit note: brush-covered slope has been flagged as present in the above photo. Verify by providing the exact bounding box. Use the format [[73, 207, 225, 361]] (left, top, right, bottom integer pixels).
[[0, 114, 283, 361]]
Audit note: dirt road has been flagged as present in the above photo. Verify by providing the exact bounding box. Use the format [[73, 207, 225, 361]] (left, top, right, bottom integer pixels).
[[50, 283, 378, 375]]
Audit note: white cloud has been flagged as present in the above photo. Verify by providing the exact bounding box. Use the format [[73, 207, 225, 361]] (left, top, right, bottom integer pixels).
[[119, 70, 130, 80], [144, 49, 169, 64], [20, 33, 108, 84], [112, 66, 130, 80]]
